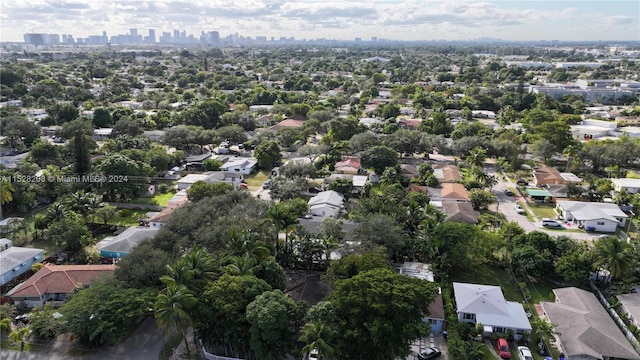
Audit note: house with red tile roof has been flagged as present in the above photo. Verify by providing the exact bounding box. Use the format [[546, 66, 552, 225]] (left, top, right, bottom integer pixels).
[[334, 157, 361, 175], [269, 119, 304, 131], [6, 263, 116, 308]]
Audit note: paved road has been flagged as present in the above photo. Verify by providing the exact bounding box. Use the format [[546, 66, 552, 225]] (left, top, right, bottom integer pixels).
[[1, 318, 164, 360], [486, 166, 603, 242]]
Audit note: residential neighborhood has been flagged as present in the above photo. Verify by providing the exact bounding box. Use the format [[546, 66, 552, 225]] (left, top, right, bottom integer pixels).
[[1, 32, 640, 360]]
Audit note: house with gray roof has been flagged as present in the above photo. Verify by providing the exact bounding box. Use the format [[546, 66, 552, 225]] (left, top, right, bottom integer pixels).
[[541, 287, 640, 360], [617, 292, 640, 329], [97, 227, 160, 258], [308, 191, 344, 218], [556, 200, 628, 233], [453, 282, 532, 340], [0, 247, 44, 286], [611, 178, 640, 194]]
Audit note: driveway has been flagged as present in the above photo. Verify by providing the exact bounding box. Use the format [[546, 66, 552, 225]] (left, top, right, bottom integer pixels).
[[406, 332, 449, 360], [1, 318, 164, 360]]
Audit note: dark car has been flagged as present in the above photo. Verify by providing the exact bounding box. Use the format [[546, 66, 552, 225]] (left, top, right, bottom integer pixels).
[[418, 347, 442, 360], [516, 179, 528, 186], [505, 189, 514, 196]]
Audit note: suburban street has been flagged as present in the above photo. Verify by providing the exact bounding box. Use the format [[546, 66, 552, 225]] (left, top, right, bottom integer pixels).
[[0, 318, 165, 360], [486, 165, 604, 242]]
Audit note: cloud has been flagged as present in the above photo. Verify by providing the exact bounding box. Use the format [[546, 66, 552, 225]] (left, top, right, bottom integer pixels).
[[0, 0, 638, 41], [605, 15, 635, 26]]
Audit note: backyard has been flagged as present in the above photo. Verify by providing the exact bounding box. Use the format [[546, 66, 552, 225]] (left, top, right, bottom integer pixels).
[[244, 170, 270, 190]]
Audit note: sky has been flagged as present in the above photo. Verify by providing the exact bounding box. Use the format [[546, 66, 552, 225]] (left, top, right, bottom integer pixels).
[[1, 0, 639, 42]]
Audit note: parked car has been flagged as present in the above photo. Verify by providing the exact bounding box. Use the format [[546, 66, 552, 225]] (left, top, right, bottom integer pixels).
[[505, 189, 514, 196], [418, 347, 442, 360], [301, 348, 318, 360], [542, 218, 562, 228], [517, 346, 533, 360], [497, 338, 511, 359], [239, 183, 248, 189], [262, 180, 271, 189], [514, 204, 525, 214], [516, 179, 528, 186]]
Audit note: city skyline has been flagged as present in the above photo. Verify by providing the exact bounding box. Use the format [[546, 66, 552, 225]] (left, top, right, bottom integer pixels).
[[1, 0, 639, 43]]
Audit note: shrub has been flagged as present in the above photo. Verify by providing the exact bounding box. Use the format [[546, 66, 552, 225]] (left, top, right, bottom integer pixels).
[[118, 209, 131, 218]]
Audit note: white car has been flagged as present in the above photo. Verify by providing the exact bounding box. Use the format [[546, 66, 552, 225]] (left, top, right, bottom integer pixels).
[[514, 204, 525, 214], [518, 346, 533, 360]]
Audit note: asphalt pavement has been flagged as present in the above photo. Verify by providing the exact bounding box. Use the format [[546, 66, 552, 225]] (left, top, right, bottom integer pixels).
[[1, 318, 164, 360]]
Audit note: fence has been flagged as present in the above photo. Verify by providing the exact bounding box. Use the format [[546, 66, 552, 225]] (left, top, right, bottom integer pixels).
[[106, 202, 164, 211], [590, 281, 640, 354]]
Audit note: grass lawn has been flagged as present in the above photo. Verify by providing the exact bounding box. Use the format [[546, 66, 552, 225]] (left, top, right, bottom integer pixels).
[[110, 210, 150, 226], [244, 170, 270, 189], [152, 192, 174, 207], [450, 264, 523, 303], [527, 204, 557, 219]]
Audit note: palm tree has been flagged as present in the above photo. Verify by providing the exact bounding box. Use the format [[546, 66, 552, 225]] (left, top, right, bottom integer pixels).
[[154, 284, 197, 358], [160, 261, 194, 288], [181, 245, 217, 292], [299, 321, 337, 360], [46, 202, 69, 222], [593, 236, 634, 283], [0, 180, 15, 204], [268, 203, 297, 264], [0, 317, 12, 335], [228, 230, 271, 262], [9, 326, 30, 351], [465, 147, 487, 168], [562, 144, 579, 172], [224, 254, 258, 276], [451, 341, 484, 360], [532, 317, 559, 354]]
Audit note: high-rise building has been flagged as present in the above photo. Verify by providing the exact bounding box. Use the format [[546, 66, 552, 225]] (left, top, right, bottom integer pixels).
[[148, 29, 156, 43], [371, 36, 377, 42], [23, 33, 60, 46]]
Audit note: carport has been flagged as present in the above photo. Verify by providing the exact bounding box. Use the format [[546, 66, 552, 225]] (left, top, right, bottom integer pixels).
[[526, 188, 553, 202]]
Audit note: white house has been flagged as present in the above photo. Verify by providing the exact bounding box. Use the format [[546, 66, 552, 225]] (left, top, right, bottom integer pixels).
[[93, 128, 113, 140], [453, 282, 532, 340], [611, 178, 640, 194], [219, 158, 258, 175], [176, 171, 244, 190], [556, 200, 628, 233], [308, 191, 344, 218], [0, 247, 45, 286]]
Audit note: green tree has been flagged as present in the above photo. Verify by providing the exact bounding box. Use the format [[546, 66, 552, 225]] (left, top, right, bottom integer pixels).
[[196, 274, 272, 357], [92, 107, 113, 128], [468, 189, 496, 210], [255, 140, 282, 169], [94, 204, 117, 225], [9, 326, 30, 351], [0, 317, 11, 334], [61, 282, 156, 346], [593, 236, 634, 283], [299, 321, 337, 360], [246, 289, 306, 359], [329, 268, 438, 360], [465, 147, 487, 168], [29, 305, 65, 339], [155, 284, 197, 357], [530, 138, 557, 163], [48, 212, 92, 254], [0, 180, 16, 205], [360, 145, 397, 174], [114, 241, 171, 289]]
